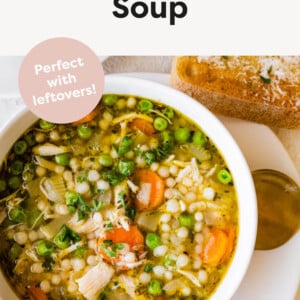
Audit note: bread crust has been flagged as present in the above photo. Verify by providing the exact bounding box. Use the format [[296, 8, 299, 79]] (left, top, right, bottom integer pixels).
[[170, 56, 300, 129]]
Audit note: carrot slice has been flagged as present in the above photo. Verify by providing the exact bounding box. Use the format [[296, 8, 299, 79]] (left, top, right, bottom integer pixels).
[[97, 225, 144, 263], [28, 285, 48, 300], [72, 106, 101, 126], [221, 225, 236, 263], [131, 118, 155, 136], [134, 169, 165, 211], [201, 228, 229, 266]]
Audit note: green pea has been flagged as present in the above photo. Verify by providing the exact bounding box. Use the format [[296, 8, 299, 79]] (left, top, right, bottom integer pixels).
[[36, 240, 54, 256], [103, 94, 118, 106], [39, 119, 55, 130], [9, 207, 26, 223], [8, 176, 21, 190], [138, 99, 153, 112], [9, 243, 22, 262], [13, 140, 27, 155], [179, 213, 195, 228], [55, 153, 71, 166], [154, 117, 168, 131], [118, 159, 135, 176], [24, 133, 36, 146], [98, 154, 113, 167], [10, 160, 24, 175], [217, 169, 232, 184], [77, 125, 92, 139], [162, 107, 174, 119], [0, 179, 7, 192], [65, 191, 80, 206], [146, 233, 161, 250], [148, 279, 162, 296], [174, 127, 191, 143], [192, 131, 207, 146]]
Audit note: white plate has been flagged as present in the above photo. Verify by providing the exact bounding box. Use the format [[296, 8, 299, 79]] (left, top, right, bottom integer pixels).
[[118, 72, 300, 300]]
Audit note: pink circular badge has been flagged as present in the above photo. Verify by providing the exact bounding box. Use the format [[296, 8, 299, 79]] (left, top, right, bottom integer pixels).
[[19, 37, 104, 123]]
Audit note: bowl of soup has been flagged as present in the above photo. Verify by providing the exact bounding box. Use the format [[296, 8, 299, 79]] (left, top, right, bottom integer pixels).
[[0, 75, 257, 300]]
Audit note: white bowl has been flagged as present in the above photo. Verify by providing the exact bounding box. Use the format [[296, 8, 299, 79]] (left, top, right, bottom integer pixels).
[[0, 75, 257, 300]]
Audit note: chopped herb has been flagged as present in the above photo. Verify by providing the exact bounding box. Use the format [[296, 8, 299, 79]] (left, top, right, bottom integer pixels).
[[134, 149, 143, 157], [99, 290, 109, 300], [118, 191, 126, 208], [118, 159, 135, 177], [73, 245, 88, 258], [153, 131, 174, 161], [53, 224, 81, 249], [221, 56, 228, 59], [77, 172, 87, 183], [144, 264, 154, 273], [89, 184, 96, 195], [97, 189, 106, 195], [144, 151, 156, 165], [102, 169, 125, 186], [65, 192, 103, 220], [42, 255, 54, 271], [117, 136, 133, 156], [77, 197, 93, 221], [125, 206, 136, 220], [115, 243, 124, 250], [260, 75, 271, 84], [101, 241, 124, 258], [268, 65, 272, 74], [93, 200, 105, 211], [106, 222, 113, 229], [103, 240, 113, 246], [103, 247, 116, 258]]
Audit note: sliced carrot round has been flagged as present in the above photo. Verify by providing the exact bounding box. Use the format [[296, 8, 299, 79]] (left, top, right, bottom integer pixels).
[[28, 285, 48, 300], [220, 225, 236, 263], [134, 169, 165, 211], [97, 225, 144, 263], [201, 228, 229, 266], [131, 118, 155, 136], [72, 106, 101, 126], [105, 226, 144, 248]]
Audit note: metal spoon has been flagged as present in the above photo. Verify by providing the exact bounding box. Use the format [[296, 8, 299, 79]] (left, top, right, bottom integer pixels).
[[252, 169, 300, 250]]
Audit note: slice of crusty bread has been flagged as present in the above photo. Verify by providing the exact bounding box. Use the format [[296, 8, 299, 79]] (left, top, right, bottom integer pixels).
[[170, 56, 300, 129]]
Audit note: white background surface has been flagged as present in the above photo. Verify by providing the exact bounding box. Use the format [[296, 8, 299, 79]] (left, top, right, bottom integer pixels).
[[0, 1, 300, 55]]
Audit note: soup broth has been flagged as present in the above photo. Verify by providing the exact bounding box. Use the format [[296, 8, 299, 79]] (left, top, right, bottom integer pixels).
[[0, 94, 238, 300]]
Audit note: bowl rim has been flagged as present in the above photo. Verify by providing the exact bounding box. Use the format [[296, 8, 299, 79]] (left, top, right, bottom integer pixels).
[[0, 74, 257, 300]]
